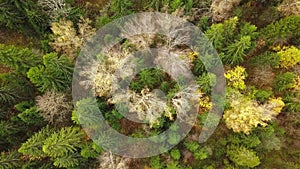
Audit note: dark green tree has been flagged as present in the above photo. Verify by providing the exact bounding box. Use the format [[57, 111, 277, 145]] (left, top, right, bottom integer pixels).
[[0, 151, 21, 169], [0, 44, 41, 75]]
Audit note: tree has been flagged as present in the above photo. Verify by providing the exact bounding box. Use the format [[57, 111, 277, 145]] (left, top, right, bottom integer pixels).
[[50, 17, 95, 60], [210, 0, 241, 22], [224, 66, 247, 90], [19, 126, 85, 168], [18, 126, 54, 158], [0, 0, 48, 35], [260, 15, 300, 45], [274, 72, 297, 93], [272, 45, 300, 69], [27, 52, 73, 92], [37, 0, 71, 21], [42, 127, 84, 158], [0, 151, 21, 169], [111, 0, 133, 18], [278, 0, 300, 16], [223, 36, 251, 65], [226, 145, 260, 168], [0, 44, 41, 75], [223, 89, 285, 134], [35, 91, 73, 126]]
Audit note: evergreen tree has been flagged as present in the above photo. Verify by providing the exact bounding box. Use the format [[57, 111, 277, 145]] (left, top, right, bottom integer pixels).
[[18, 126, 54, 158], [260, 15, 300, 45], [0, 151, 21, 169], [0, 44, 41, 75], [223, 36, 251, 65], [42, 127, 84, 158], [27, 53, 73, 92], [0, 0, 49, 35]]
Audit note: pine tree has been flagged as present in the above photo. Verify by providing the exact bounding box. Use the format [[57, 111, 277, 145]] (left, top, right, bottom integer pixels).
[[27, 53, 73, 92], [18, 126, 54, 158], [42, 127, 84, 158], [0, 44, 41, 75], [223, 36, 251, 65], [0, 151, 21, 169], [260, 15, 300, 45], [0, 0, 48, 35]]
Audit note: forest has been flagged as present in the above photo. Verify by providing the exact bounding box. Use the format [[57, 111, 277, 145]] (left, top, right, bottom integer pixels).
[[0, 0, 300, 168]]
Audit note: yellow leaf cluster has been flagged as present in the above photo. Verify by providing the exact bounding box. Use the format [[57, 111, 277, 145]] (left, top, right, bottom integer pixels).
[[224, 66, 247, 90], [223, 90, 285, 134], [50, 17, 96, 60], [273, 45, 300, 69], [293, 76, 300, 91]]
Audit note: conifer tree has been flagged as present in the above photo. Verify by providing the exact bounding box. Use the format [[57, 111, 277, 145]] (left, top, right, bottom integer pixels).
[[27, 53, 73, 92], [0, 44, 41, 75], [0, 151, 21, 169], [18, 126, 54, 158], [42, 127, 84, 158]]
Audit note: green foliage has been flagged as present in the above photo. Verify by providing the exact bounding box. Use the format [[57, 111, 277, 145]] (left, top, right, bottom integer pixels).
[[226, 145, 260, 168], [205, 17, 257, 65], [80, 142, 102, 159], [17, 107, 45, 126], [0, 44, 41, 75], [111, 0, 133, 18], [130, 68, 168, 92], [274, 72, 297, 93], [223, 36, 252, 65], [228, 133, 261, 148], [170, 0, 184, 12], [18, 126, 54, 158], [27, 53, 73, 92], [170, 148, 181, 160], [196, 72, 217, 93], [260, 15, 300, 45], [0, 85, 19, 105], [42, 127, 84, 158], [0, 151, 21, 169], [0, 0, 48, 35], [249, 51, 280, 68], [150, 156, 163, 169], [194, 147, 209, 160], [184, 141, 199, 153], [205, 23, 225, 51], [52, 153, 79, 168], [166, 161, 181, 169], [167, 132, 181, 145]]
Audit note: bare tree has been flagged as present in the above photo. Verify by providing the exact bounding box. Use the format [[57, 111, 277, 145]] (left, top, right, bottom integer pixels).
[[36, 91, 73, 126]]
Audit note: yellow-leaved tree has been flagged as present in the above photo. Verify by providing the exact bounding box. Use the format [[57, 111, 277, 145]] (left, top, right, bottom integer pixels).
[[224, 66, 247, 90], [272, 45, 300, 69], [223, 89, 285, 134], [50, 17, 96, 60]]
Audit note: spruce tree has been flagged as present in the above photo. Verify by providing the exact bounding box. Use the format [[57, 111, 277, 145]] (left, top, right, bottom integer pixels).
[[27, 53, 73, 92]]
